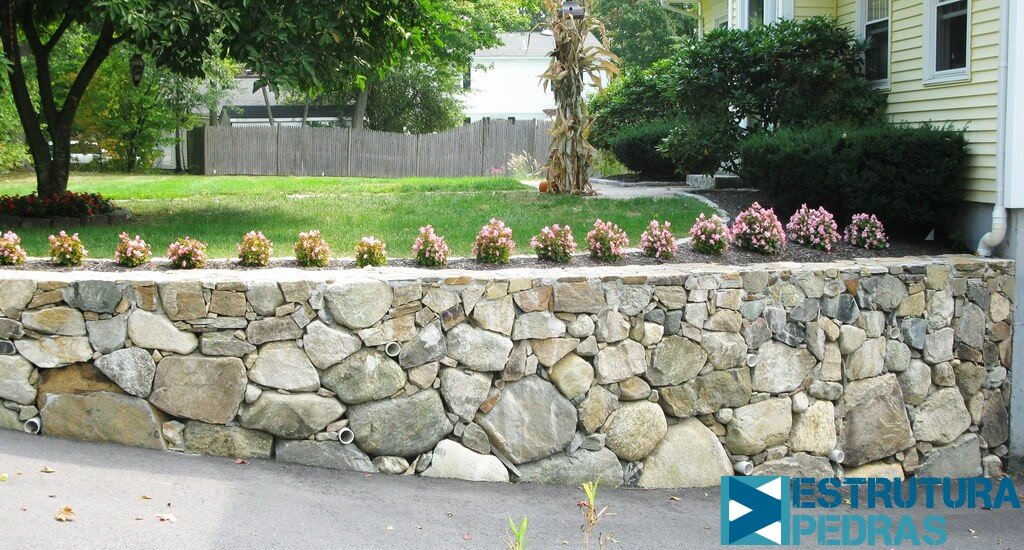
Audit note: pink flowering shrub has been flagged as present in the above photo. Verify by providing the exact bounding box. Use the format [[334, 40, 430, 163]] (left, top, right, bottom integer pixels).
[[48, 231, 87, 266], [294, 230, 332, 267], [114, 233, 152, 268], [730, 202, 786, 254], [167, 237, 207, 269], [844, 213, 889, 249], [473, 218, 516, 264], [238, 231, 273, 267], [587, 219, 630, 262], [0, 231, 27, 266], [412, 225, 451, 267], [530, 224, 576, 263], [786, 204, 840, 251], [640, 220, 677, 260], [355, 236, 387, 268], [689, 213, 729, 255]]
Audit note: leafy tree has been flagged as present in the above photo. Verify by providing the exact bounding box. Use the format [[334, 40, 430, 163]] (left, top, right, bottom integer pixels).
[[588, 60, 677, 149], [365, 61, 466, 133], [1, 0, 442, 195], [0, 91, 28, 172], [592, 0, 696, 69]]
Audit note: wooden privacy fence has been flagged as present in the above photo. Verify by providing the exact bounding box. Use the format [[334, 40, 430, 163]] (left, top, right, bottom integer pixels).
[[187, 119, 553, 178]]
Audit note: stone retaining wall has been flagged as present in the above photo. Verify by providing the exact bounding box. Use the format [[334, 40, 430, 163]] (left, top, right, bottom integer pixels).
[[0, 256, 1014, 487]]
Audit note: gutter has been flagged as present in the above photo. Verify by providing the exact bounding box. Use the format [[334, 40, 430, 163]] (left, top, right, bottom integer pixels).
[[977, 0, 1012, 256]]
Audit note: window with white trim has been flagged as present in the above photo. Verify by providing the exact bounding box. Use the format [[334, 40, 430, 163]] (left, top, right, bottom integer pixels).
[[925, 0, 970, 83], [861, 0, 890, 84]]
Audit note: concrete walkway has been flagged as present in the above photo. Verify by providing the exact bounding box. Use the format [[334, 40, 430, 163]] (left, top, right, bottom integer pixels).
[[0, 431, 1021, 549]]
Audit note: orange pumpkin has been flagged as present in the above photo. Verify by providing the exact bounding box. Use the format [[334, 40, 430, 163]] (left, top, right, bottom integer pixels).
[[538, 180, 550, 194]]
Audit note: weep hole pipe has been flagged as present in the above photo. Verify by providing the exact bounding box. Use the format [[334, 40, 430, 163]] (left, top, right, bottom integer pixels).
[[384, 342, 401, 358], [733, 461, 753, 476], [337, 427, 355, 445], [24, 417, 41, 434], [977, 0, 1012, 256]]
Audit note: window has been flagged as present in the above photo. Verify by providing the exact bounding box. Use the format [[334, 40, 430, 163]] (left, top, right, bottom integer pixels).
[[715, 15, 728, 30], [925, 0, 970, 84], [748, 0, 765, 28], [862, 0, 890, 84]]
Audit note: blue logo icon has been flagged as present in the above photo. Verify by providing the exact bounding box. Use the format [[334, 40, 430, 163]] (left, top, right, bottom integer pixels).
[[721, 476, 791, 545]]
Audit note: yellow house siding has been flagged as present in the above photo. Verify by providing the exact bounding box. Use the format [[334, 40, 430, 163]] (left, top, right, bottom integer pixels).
[[795, 0, 837, 20], [884, 0, 1001, 203], [702, 0, 730, 31]]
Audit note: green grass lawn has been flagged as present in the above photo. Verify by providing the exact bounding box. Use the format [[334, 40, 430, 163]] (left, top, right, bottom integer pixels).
[[0, 173, 711, 259]]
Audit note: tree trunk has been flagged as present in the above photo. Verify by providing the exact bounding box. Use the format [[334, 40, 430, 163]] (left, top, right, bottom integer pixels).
[[262, 86, 276, 126], [175, 127, 184, 172], [301, 99, 310, 126], [352, 81, 373, 130]]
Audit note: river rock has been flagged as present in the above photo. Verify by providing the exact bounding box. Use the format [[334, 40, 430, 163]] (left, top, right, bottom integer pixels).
[[149, 356, 246, 424], [184, 421, 273, 458], [347, 390, 451, 456], [518, 448, 623, 487], [660, 368, 751, 417], [440, 368, 491, 421], [446, 324, 513, 372], [549, 353, 594, 400], [15, 337, 92, 369], [398, 321, 446, 368], [751, 341, 815, 393], [63, 281, 122, 313], [422, 440, 508, 482], [94, 347, 157, 398], [249, 342, 320, 392], [840, 374, 914, 466], [275, 440, 377, 472], [594, 339, 647, 384], [86, 315, 127, 354], [648, 336, 706, 386], [322, 349, 406, 404], [0, 355, 36, 405], [40, 392, 165, 449], [246, 281, 285, 317], [127, 310, 198, 354], [725, 398, 792, 455], [323, 278, 393, 329], [790, 401, 836, 455], [302, 320, 361, 369], [512, 312, 567, 340], [578, 385, 618, 434], [912, 388, 970, 445], [602, 401, 667, 461], [239, 392, 345, 439], [639, 418, 732, 488], [22, 307, 87, 336], [477, 376, 576, 464]]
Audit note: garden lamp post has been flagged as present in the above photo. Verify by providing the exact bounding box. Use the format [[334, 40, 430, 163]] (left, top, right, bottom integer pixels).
[[130, 54, 145, 87]]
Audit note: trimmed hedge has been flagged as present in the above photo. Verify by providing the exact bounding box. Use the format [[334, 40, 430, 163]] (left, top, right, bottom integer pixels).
[[606, 119, 679, 177], [738, 123, 968, 237]]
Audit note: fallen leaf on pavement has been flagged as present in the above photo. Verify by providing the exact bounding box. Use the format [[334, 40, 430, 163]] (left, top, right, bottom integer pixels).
[[141, 495, 152, 500], [668, 496, 680, 501], [156, 514, 176, 523], [48, 495, 56, 498], [233, 458, 247, 465], [0, 473, 8, 482], [55, 507, 76, 522], [135, 517, 144, 521], [462, 533, 472, 541], [41, 466, 55, 474]]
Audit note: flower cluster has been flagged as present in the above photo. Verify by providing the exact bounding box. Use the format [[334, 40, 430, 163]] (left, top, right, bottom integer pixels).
[[167, 237, 208, 270], [238, 231, 273, 267], [355, 236, 387, 268], [844, 213, 889, 249], [473, 219, 516, 264], [530, 224, 576, 263], [48, 231, 88, 266], [689, 213, 729, 255], [0, 231, 27, 266], [786, 204, 841, 251], [487, 166, 506, 177], [0, 192, 114, 218], [587, 219, 630, 262], [640, 220, 677, 260], [294, 230, 332, 268], [412, 225, 451, 267], [114, 233, 152, 268], [730, 202, 786, 254]]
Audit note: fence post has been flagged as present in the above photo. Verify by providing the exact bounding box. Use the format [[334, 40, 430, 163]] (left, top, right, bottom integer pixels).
[[480, 119, 487, 176], [346, 128, 353, 176]]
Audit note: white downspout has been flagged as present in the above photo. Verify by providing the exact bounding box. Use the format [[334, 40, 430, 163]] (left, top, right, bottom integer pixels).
[[660, 1, 703, 34], [977, 0, 1011, 256]]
